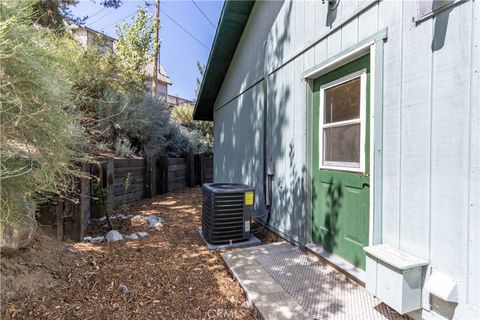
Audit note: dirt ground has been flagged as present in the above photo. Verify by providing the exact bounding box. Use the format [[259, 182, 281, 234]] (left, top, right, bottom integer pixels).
[[1, 187, 276, 319]]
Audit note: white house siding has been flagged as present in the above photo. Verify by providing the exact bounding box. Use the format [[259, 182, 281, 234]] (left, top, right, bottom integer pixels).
[[212, 0, 479, 316], [213, 84, 265, 211]]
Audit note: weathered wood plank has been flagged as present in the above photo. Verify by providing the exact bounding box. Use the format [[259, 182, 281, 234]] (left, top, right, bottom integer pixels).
[[157, 155, 169, 194], [168, 177, 186, 185], [115, 167, 146, 177], [55, 202, 63, 241], [168, 158, 187, 165], [106, 158, 115, 215], [186, 153, 195, 187], [168, 182, 185, 192], [146, 157, 157, 198], [79, 163, 91, 241], [168, 170, 186, 179], [114, 174, 145, 186], [114, 183, 145, 196], [168, 164, 187, 172], [114, 190, 145, 205], [114, 158, 146, 168]]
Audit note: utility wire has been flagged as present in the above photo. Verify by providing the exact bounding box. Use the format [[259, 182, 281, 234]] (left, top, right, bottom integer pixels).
[[86, 6, 210, 52], [89, 8, 115, 25], [86, 7, 106, 21], [94, 9, 139, 31], [160, 8, 210, 51], [191, 0, 216, 29]]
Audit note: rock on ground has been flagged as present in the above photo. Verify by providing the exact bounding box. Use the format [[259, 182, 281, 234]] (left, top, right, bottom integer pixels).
[[0, 202, 37, 255], [136, 232, 149, 238], [145, 216, 164, 229], [91, 236, 105, 243], [118, 284, 129, 294], [124, 233, 139, 240], [1, 188, 261, 319], [105, 230, 123, 242]]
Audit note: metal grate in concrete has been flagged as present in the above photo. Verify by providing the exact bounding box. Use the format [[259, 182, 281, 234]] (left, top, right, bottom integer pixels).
[[255, 247, 404, 320]]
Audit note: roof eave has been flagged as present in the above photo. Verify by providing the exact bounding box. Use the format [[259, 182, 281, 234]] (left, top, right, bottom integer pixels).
[[193, 0, 255, 121]]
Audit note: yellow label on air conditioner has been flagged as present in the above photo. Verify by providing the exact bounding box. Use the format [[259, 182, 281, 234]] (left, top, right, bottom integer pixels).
[[244, 192, 254, 206]]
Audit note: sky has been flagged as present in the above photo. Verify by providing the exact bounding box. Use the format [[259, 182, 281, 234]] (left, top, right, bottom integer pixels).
[[70, 0, 224, 101]]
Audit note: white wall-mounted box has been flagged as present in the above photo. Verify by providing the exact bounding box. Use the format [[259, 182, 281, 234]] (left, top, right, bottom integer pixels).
[[425, 271, 458, 303], [364, 244, 429, 315]]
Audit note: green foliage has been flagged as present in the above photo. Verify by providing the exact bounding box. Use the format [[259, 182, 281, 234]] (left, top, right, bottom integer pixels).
[[32, 0, 122, 30], [92, 180, 108, 216], [116, 204, 129, 216], [195, 61, 206, 98], [69, 42, 118, 113], [171, 104, 213, 152], [0, 0, 88, 227], [115, 7, 154, 94], [165, 124, 195, 157], [124, 95, 170, 157], [96, 140, 111, 151], [32, 0, 79, 30], [114, 137, 135, 158], [98, 92, 171, 157], [124, 172, 132, 192]]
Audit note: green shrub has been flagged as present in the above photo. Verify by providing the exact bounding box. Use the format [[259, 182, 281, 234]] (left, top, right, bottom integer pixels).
[[165, 124, 194, 157], [98, 92, 171, 158], [115, 6, 154, 94], [96, 140, 111, 151], [0, 0, 88, 227], [114, 137, 135, 158], [69, 43, 118, 113], [171, 103, 213, 152]]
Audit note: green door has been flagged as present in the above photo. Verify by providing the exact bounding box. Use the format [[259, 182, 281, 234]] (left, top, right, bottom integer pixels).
[[312, 54, 370, 270]]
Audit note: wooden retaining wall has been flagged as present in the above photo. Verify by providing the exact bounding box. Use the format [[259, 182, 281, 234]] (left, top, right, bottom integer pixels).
[[37, 153, 213, 241], [37, 163, 91, 241], [168, 157, 188, 191], [111, 158, 147, 207]]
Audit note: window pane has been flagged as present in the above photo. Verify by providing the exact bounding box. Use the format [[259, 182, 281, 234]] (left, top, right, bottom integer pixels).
[[324, 77, 361, 124], [323, 124, 360, 164]]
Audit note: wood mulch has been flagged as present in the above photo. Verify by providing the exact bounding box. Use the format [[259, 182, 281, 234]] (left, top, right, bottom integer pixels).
[[1, 187, 273, 319]]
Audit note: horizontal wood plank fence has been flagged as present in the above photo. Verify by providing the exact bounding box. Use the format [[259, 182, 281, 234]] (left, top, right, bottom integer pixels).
[[37, 163, 91, 241], [37, 153, 213, 241]]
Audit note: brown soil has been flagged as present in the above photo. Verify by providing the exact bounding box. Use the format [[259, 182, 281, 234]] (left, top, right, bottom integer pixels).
[[1, 188, 266, 319]]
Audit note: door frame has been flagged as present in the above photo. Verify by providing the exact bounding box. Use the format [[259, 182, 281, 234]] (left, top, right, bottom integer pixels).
[[304, 29, 388, 248]]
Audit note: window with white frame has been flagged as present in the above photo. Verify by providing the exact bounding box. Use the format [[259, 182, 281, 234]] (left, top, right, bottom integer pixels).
[[319, 70, 366, 172]]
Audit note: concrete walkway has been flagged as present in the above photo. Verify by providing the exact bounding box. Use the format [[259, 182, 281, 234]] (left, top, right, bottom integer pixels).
[[221, 242, 404, 320]]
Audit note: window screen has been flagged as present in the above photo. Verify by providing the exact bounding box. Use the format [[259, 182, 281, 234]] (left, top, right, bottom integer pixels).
[[321, 74, 363, 169], [324, 78, 361, 124], [324, 124, 361, 164]]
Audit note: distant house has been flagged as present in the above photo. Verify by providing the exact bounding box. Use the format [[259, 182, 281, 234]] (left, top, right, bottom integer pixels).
[[69, 25, 115, 53], [194, 1, 479, 319], [167, 94, 193, 108], [70, 25, 192, 106], [144, 63, 172, 100]]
